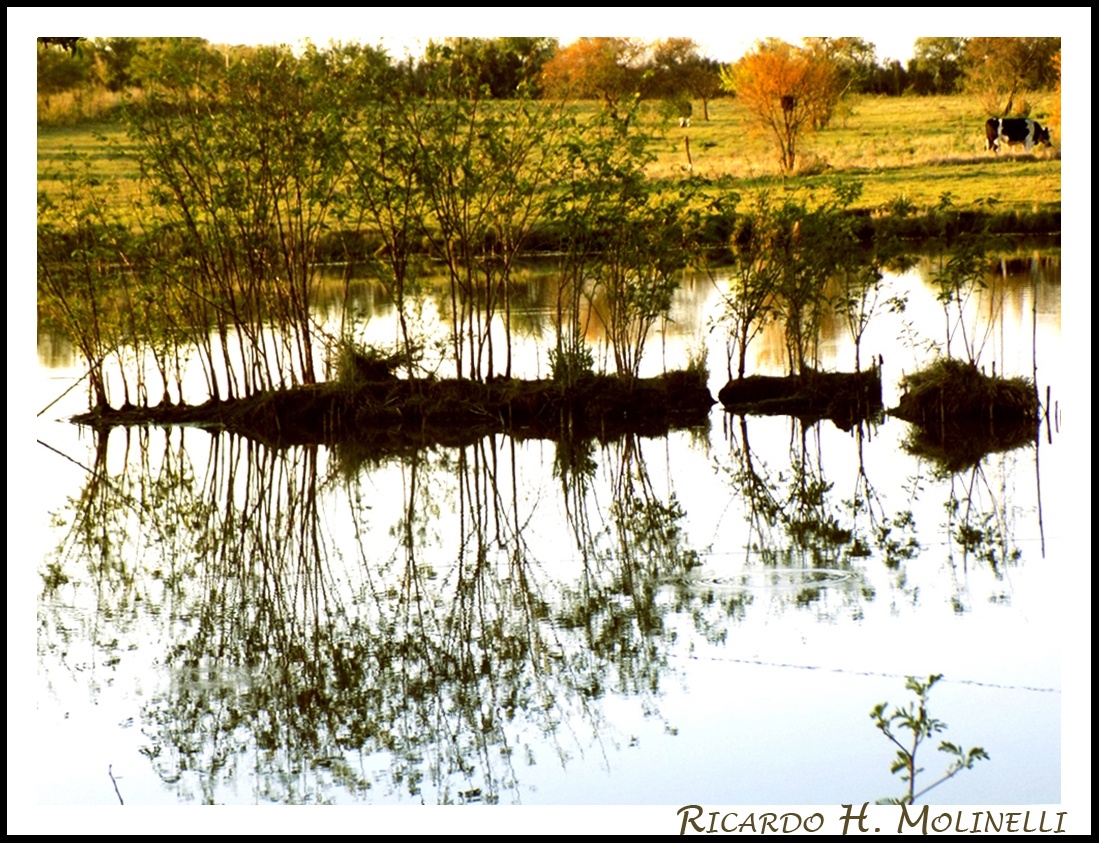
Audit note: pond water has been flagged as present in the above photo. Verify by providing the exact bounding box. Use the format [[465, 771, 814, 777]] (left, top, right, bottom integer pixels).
[[29, 251, 1077, 812]]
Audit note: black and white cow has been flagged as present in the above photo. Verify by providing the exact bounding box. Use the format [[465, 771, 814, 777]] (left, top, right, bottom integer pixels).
[[985, 118, 1052, 154]]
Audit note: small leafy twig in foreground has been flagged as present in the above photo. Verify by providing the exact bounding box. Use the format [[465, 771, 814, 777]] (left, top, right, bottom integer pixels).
[[870, 674, 989, 805]]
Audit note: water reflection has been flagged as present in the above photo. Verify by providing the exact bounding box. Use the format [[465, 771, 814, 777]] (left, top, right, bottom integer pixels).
[[706, 415, 885, 618], [35, 250, 1062, 805], [709, 407, 1044, 616], [44, 427, 730, 803]]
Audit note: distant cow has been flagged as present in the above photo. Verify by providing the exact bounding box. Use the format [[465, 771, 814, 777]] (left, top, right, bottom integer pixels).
[[985, 118, 1052, 154]]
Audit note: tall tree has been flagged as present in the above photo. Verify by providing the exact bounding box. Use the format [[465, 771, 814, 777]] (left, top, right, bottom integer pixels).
[[721, 39, 841, 172], [646, 38, 724, 120], [683, 59, 724, 121], [37, 38, 93, 97], [962, 37, 1060, 116], [420, 37, 557, 98], [91, 37, 143, 92], [1048, 49, 1061, 138], [540, 37, 645, 111], [126, 37, 225, 92], [554, 99, 696, 382], [803, 37, 879, 96], [392, 62, 570, 381], [868, 59, 908, 96], [908, 37, 966, 95], [125, 42, 352, 395]]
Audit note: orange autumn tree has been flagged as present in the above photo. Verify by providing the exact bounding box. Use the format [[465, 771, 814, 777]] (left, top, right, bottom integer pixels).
[[721, 39, 841, 172], [540, 37, 644, 113]]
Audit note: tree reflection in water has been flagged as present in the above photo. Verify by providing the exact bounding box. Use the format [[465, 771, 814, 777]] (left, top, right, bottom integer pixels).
[[554, 433, 701, 700], [34, 243, 1061, 807], [38, 406, 1045, 803], [713, 408, 1038, 619], [42, 427, 720, 803], [937, 452, 1028, 614], [717, 414, 870, 602], [712, 412, 921, 614]]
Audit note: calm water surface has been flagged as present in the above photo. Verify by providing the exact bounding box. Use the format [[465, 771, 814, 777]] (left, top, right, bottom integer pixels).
[[34, 254, 1067, 806]]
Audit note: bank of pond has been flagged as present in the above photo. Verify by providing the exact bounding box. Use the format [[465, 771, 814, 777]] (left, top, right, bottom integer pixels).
[[36, 205, 1061, 269]]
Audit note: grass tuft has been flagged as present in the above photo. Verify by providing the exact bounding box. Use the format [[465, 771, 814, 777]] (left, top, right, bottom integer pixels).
[[894, 357, 1038, 425]]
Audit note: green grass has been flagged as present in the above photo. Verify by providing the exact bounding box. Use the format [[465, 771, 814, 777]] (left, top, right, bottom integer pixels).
[[644, 94, 1060, 213], [37, 122, 144, 212], [36, 93, 1061, 227]]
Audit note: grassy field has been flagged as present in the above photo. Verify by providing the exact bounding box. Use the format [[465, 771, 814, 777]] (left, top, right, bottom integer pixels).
[[37, 121, 144, 213], [37, 93, 1061, 226], [645, 94, 1060, 213]]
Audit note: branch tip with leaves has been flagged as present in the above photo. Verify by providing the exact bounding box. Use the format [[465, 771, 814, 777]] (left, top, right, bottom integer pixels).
[[871, 674, 989, 805]]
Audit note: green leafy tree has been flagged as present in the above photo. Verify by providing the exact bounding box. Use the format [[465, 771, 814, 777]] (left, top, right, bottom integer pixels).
[[37, 160, 123, 409], [869, 59, 909, 96], [921, 194, 1001, 366], [716, 182, 892, 381], [91, 36, 143, 92], [37, 39, 93, 98], [397, 62, 570, 381], [908, 37, 966, 95], [962, 37, 1061, 116], [421, 37, 558, 98], [713, 192, 775, 381], [125, 42, 353, 397], [833, 201, 911, 376], [645, 38, 724, 120], [126, 37, 225, 93], [721, 184, 860, 376], [803, 37, 879, 97], [337, 49, 427, 377], [683, 60, 725, 121], [555, 99, 695, 381]]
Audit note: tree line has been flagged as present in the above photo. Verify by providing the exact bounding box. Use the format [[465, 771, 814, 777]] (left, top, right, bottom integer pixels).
[[39, 36, 1060, 122]]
